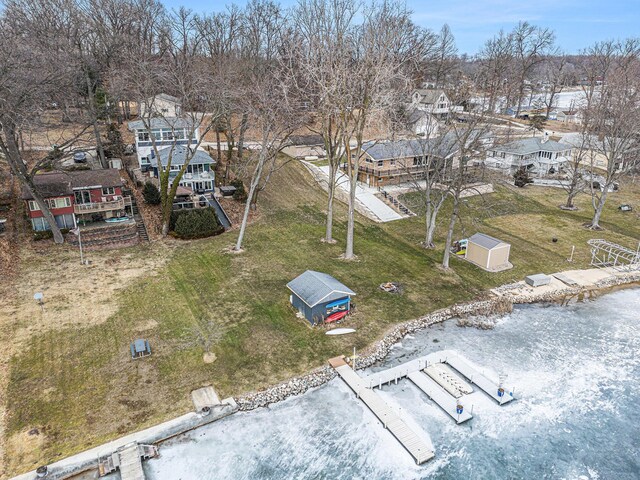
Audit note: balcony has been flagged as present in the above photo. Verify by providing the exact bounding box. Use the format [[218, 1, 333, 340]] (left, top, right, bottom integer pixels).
[[74, 197, 126, 214]]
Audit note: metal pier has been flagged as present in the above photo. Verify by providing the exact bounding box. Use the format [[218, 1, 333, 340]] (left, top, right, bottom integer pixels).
[[329, 357, 434, 464]]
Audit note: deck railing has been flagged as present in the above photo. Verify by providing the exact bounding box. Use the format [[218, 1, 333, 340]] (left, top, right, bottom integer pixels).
[[74, 197, 126, 214]]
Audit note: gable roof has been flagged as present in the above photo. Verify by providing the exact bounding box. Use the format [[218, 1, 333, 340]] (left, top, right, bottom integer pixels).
[[22, 169, 123, 200], [469, 232, 509, 250], [150, 146, 215, 167], [414, 89, 446, 105], [287, 270, 356, 308], [492, 137, 572, 155], [127, 117, 194, 131]]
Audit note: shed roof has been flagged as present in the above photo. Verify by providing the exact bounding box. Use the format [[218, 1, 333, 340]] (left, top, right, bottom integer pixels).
[[287, 270, 356, 308], [22, 169, 123, 200], [468, 232, 509, 250], [150, 146, 215, 167]]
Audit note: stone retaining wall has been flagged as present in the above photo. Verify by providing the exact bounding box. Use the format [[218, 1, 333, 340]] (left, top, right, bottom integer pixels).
[[236, 271, 639, 411]]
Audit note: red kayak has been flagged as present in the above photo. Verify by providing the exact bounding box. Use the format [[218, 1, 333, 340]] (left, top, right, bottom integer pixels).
[[326, 310, 348, 323]]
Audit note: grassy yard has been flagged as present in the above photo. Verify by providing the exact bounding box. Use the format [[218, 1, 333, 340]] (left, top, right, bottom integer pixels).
[[3, 161, 639, 475]]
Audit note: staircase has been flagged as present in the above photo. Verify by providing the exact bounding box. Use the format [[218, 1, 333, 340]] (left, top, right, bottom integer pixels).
[[378, 188, 416, 217], [66, 221, 139, 250], [129, 196, 150, 242]]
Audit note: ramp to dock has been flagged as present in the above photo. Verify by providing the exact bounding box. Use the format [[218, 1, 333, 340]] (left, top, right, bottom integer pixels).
[[331, 359, 434, 464], [118, 443, 145, 480], [407, 372, 472, 424]]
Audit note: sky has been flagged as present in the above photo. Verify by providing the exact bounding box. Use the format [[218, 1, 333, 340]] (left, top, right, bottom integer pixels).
[[164, 0, 640, 55]]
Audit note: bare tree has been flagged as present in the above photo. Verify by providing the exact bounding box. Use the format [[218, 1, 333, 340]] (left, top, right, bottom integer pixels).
[[584, 39, 640, 229], [541, 53, 569, 117], [234, 60, 309, 251], [428, 24, 458, 88]]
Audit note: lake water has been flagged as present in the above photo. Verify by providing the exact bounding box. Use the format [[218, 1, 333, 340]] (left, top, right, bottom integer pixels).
[[142, 288, 640, 480]]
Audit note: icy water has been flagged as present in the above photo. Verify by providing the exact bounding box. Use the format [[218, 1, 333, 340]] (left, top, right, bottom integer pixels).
[[143, 288, 640, 480]]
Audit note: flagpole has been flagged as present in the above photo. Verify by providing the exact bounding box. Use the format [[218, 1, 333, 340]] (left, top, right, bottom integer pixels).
[[78, 227, 84, 265]]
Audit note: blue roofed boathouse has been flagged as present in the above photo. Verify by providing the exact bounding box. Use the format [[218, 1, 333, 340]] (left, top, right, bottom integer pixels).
[[287, 271, 356, 325]]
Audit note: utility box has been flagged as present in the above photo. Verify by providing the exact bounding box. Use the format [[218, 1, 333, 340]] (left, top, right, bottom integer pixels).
[[525, 274, 551, 287]]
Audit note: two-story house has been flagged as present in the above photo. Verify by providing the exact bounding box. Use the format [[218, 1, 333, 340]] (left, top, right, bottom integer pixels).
[[410, 89, 462, 119], [149, 145, 216, 193], [22, 169, 130, 231], [140, 93, 182, 118], [484, 136, 572, 177], [128, 117, 198, 170]]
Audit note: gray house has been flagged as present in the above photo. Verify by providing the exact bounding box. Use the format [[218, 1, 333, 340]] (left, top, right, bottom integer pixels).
[[287, 270, 356, 325]]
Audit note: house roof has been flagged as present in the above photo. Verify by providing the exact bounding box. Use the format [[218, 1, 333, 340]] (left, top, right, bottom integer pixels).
[[22, 169, 123, 200], [152, 93, 181, 104], [492, 137, 572, 155], [362, 130, 485, 161], [288, 134, 325, 146], [469, 232, 509, 250], [287, 270, 356, 308], [127, 117, 194, 131], [150, 146, 215, 167], [414, 89, 446, 105]]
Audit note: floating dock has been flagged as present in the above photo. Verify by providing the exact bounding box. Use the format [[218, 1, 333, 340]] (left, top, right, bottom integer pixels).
[[329, 357, 434, 464]]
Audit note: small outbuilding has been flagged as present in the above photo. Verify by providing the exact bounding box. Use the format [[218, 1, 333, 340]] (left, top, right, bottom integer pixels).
[[465, 233, 512, 272], [287, 270, 356, 325]]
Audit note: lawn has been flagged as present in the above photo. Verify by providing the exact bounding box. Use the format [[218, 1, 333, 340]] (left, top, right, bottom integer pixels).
[[3, 161, 639, 475]]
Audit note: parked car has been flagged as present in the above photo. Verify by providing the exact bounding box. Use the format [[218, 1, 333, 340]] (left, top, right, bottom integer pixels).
[[73, 151, 87, 163]]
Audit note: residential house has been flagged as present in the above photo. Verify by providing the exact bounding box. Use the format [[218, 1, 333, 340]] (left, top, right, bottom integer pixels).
[[560, 132, 637, 172], [410, 89, 462, 119], [22, 169, 130, 231], [128, 117, 198, 170], [139, 93, 182, 118], [555, 110, 582, 124], [407, 108, 439, 138], [149, 145, 216, 193], [355, 132, 478, 187], [484, 135, 572, 176], [282, 135, 326, 160]]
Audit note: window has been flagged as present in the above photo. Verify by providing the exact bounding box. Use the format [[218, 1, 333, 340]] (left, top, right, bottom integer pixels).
[[137, 131, 150, 142], [74, 190, 91, 204], [140, 156, 150, 165], [390, 159, 396, 166], [413, 156, 426, 166], [377, 160, 383, 167], [170, 165, 181, 171], [29, 200, 40, 211], [102, 187, 115, 195], [500, 152, 506, 159], [365, 158, 372, 164], [162, 130, 174, 141]]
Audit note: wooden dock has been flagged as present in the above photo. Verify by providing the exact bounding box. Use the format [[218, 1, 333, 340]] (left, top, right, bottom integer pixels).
[[330, 357, 434, 464], [407, 372, 472, 424], [118, 443, 145, 480]]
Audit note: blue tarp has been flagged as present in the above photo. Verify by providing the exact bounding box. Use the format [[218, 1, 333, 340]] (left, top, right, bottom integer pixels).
[[325, 298, 349, 309]]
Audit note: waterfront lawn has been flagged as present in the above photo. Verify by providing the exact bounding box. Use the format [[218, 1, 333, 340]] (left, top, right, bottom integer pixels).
[[4, 161, 639, 475]]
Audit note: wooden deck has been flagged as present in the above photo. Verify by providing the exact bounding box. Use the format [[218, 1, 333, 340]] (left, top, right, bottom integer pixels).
[[443, 354, 515, 405], [332, 362, 434, 464]]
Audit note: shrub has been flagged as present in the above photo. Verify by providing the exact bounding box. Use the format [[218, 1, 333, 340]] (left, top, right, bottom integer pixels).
[[513, 167, 533, 188], [170, 207, 224, 239], [143, 182, 161, 205], [230, 179, 247, 201]]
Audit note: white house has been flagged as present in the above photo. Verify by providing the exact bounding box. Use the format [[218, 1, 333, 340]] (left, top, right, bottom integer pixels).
[[410, 89, 463, 119], [149, 145, 216, 193], [554, 109, 582, 124], [407, 108, 439, 137], [140, 93, 182, 118], [484, 135, 573, 177], [127, 117, 199, 170]]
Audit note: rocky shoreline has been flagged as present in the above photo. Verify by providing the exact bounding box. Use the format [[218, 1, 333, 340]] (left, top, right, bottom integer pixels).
[[236, 270, 640, 411]]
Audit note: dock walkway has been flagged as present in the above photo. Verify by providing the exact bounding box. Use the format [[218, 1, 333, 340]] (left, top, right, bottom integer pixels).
[[330, 357, 434, 464], [407, 372, 472, 424], [118, 443, 145, 480]]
